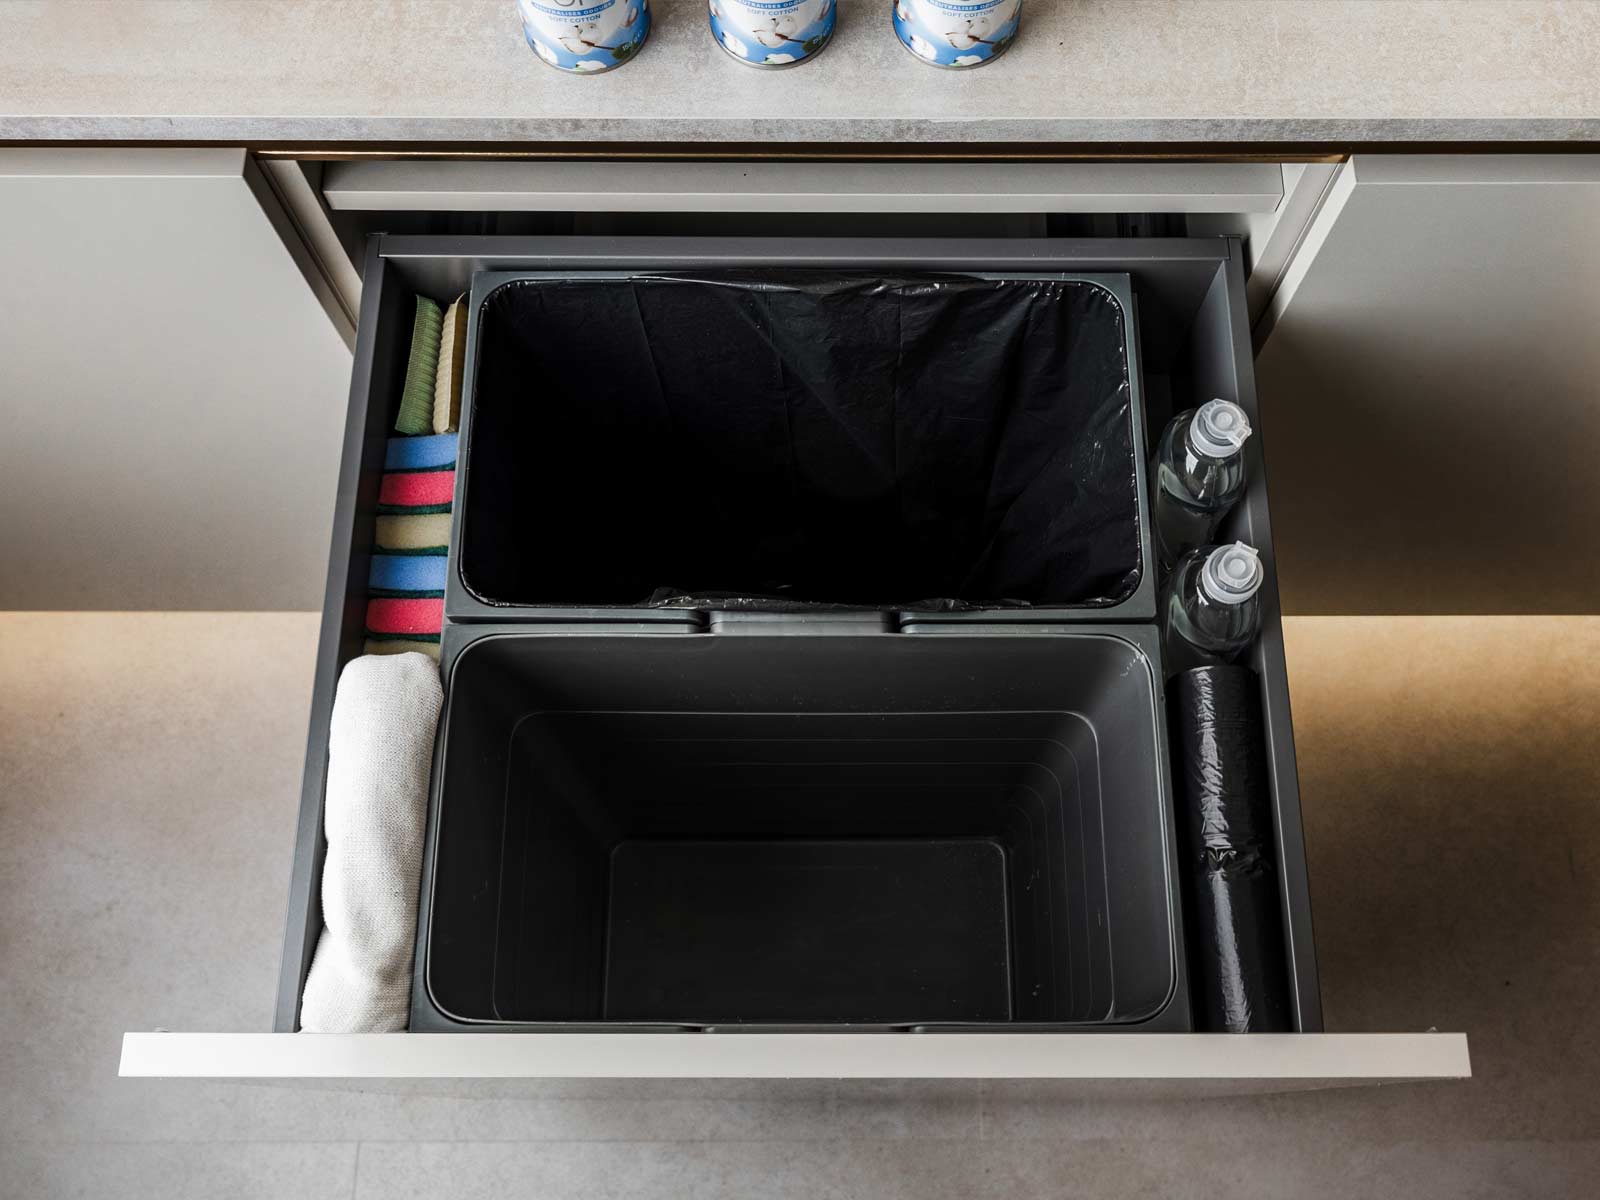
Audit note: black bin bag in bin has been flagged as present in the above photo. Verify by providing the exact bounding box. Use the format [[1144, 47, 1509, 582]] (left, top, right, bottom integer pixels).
[[1170, 665, 1294, 1032], [461, 272, 1142, 610]]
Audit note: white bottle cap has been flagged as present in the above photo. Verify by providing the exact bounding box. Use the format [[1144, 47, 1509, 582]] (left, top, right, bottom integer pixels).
[[1201, 542, 1264, 605], [1190, 399, 1253, 458]]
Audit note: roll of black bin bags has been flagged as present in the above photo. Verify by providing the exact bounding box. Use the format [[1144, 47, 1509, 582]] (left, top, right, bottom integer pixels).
[[1169, 665, 1293, 1033]]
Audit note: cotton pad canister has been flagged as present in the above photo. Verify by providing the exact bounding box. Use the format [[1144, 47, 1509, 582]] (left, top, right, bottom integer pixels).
[[710, 0, 837, 68], [892, 0, 1021, 68], [517, 0, 651, 73]]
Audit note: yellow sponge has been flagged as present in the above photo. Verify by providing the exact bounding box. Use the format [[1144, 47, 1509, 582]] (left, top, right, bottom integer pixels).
[[433, 295, 468, 435], [375, 512, 452, 551]]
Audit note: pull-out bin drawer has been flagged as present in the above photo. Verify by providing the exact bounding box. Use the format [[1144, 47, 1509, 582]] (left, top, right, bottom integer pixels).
[[121, 235, 1470, 1083], [293, 234, 1315, 1031]]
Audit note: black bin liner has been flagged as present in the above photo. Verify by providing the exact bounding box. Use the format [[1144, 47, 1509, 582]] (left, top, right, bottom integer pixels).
[[1169, 665, 1293, 1032], [461, 273, 1140, 610], [422, 632, 1182, 1028]]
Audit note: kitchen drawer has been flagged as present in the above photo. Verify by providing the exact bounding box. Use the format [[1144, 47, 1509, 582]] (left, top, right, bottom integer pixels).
[[120, 234, 1468, 1083]]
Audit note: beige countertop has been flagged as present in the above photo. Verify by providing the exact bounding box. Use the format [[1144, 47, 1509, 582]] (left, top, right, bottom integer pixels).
[[2, 0, 1598, 147]]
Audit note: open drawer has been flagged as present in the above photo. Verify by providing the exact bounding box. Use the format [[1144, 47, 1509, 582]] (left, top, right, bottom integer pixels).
[[120, 235, 1468, 1083]]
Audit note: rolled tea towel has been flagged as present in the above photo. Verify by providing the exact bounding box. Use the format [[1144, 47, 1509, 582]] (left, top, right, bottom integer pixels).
[[299, 652, 443, 1032]]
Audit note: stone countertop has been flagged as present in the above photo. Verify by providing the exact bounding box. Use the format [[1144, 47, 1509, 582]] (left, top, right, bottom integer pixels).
[[3, 0, 1598, 147]]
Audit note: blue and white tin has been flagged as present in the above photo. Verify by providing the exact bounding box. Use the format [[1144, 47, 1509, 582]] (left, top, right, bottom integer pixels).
[[892, 0, 1021, 68], [710, 0, 836, 69], [517, 0, 651, 73]]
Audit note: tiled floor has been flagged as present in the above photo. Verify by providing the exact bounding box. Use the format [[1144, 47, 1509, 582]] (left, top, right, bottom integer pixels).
[[1, 613, 1597, 1197]]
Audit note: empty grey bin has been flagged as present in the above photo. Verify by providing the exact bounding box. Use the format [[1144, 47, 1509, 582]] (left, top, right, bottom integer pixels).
[[410, 624, 1187, 1031]]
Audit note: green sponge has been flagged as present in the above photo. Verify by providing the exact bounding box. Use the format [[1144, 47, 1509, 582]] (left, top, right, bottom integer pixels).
[[395, 296, 443, 435]]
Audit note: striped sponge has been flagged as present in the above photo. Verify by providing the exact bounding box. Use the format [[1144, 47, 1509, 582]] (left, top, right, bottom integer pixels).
[[364, 431, 457, 660]]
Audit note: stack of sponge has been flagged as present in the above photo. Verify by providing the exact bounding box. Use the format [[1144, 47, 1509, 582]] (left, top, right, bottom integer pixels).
[[364, 294, 468, 660], [363, 432, 455, 659], [393, 295, 467, 437]]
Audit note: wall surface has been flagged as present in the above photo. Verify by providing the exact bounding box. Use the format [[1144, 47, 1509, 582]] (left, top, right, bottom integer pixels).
[[0, 149, 350, 610], [1, 0, 1597, 143]]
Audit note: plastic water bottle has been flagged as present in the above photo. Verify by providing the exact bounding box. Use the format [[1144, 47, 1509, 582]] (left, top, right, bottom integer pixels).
[[1161, 542, 1265, 672], [1151, 399, 1252, 572]]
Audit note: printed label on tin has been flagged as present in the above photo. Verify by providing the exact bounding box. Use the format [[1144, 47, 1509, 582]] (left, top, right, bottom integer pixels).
[[892, 0, 1021, 68], [709, 0, 836, 67], [518, 0, 651, 72]]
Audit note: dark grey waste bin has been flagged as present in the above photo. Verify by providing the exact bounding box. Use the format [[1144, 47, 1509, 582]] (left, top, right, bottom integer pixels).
[[412, 626, 1187, 1032], [449, 271, 1157, 623]]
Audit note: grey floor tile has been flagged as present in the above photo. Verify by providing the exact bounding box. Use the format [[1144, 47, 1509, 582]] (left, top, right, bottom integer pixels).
[[0, 614, 321, 1144], [2, 612, 1598, 1197], [352, 1137, 1600, 1200], [1347, 1141, 1600, 1200], [350, 1138, 986, 1200], [1283, 616, 1600, 1144], [829, 1081, 982, 1140], [102, 1078, 979, 1144], [0, 1140, 358, 1200]]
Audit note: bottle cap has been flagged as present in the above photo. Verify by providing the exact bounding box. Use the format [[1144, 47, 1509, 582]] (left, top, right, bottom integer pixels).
[[1190, 399, 1253, 458], [1201, 542, 1264, 605]]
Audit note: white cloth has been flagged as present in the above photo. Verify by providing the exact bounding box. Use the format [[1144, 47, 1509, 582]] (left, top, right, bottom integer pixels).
[[299, 652, 442, 1032]]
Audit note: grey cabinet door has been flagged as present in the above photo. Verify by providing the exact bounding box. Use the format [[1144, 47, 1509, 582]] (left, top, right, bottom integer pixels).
[[1254, 154, 1600, 615], [0, 148, 352, 611]]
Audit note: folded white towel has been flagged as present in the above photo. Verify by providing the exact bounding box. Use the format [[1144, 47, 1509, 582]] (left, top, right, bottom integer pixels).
[[299, 652, 442, 1033]]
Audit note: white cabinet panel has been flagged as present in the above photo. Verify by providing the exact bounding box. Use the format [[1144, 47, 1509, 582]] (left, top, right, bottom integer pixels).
[[0, 148, 352, 610], [1255, 154, 1600, 614]]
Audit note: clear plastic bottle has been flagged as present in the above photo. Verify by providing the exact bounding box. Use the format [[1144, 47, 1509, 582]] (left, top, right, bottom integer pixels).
[[1161, 542, 1265, 672], [1151, 398, 1253, 572]]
